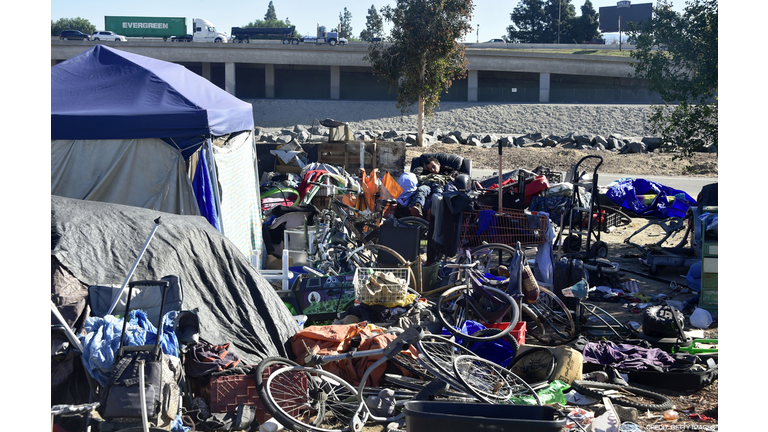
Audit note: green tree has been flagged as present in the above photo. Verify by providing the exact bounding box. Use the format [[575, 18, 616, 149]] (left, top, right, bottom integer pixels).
[[366, 0, 474, 146], [567, 0, 601, 43], [359, 5, 384, 40], [264, 1, 277, 21], [507, 0, 547, 43], [51, 17, 96, 36], [543, 0, 576, 43], [339, 7, 353, 39], [628, 0, 717, 158]]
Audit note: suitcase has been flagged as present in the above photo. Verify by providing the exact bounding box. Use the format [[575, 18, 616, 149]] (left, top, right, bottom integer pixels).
[[100, 280, 182, 430], [583, 353, 718, 392], [553, 258, 586, 312]]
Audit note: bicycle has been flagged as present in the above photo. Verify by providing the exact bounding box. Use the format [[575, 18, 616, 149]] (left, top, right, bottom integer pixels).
[[254, 326, 541, 432], [434, 251, 521, 343], [441, 241, 576, 347], [306, 180, 429, 248]]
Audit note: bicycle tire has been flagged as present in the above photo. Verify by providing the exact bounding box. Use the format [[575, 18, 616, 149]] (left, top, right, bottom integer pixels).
[[255, 357, 304, 426], [436, 284, 520, 343], [523, 287, 575, 345], [416, 334, 477, 391], [569, 380, 674, 411], [263, 365, 368, 432], [453, 355, 542, 406], [468, 243, 518, 275], [506, 347, 557, 385]]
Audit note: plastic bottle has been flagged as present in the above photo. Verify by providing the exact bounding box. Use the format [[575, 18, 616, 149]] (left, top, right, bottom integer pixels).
[[663, 409, 678, 420]]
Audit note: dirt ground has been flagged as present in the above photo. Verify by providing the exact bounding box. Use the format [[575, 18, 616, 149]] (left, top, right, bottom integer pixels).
[[406, 143, 719, 178], [351, 146, 719, 431]]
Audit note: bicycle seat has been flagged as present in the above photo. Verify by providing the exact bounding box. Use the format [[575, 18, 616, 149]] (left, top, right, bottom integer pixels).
[[330, 232, 348, 246]]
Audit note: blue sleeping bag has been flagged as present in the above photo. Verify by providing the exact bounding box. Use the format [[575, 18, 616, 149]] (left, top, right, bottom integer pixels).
[[606, 178, 697, 219]]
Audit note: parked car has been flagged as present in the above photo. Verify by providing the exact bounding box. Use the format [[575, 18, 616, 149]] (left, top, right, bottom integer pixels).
[[91, 31, 128, 41], [170, 34, 194, 42], [59, 30, 90, 41], [365, 37, 382, 42], [484, 38, 506, 43], [584, 39, 606, 45]]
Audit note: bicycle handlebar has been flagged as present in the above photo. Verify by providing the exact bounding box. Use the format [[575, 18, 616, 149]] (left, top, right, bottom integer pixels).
[[444, 261, 480, 269]]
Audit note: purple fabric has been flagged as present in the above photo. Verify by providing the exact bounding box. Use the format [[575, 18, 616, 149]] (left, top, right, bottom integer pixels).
[[582, 341, 677, 371]]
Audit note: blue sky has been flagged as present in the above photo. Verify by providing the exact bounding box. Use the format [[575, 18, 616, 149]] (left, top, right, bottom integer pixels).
[[50, 0, 686, 41]]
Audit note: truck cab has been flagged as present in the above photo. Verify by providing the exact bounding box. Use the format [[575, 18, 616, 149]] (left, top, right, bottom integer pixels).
[[193, 18, 227, 43]]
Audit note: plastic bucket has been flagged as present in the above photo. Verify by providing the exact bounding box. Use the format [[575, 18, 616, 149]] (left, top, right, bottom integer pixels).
[[421, 263, 441, 292]]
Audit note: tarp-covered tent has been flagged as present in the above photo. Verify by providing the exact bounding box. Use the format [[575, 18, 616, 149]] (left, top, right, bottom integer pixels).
[[51, 195, 298, 365], [51, 45, 263, 265]]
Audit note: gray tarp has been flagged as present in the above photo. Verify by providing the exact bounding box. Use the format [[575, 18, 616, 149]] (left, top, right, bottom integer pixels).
[[51, 195, 298, 365], [51, 138, 200, 216]]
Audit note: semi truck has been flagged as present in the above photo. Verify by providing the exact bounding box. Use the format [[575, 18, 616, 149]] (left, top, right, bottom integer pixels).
[[230, 24, 347, 46], [104, 16, 228, 42]]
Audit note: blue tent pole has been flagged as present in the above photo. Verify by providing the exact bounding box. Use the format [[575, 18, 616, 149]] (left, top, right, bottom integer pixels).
[[206, 137, 225, 235]]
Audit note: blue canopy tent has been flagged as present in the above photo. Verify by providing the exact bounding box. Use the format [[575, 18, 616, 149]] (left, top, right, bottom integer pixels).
[[51, 45, 263, 265]]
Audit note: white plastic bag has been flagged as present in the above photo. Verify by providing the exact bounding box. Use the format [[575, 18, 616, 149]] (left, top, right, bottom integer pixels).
[[690, 308, 713, 329]]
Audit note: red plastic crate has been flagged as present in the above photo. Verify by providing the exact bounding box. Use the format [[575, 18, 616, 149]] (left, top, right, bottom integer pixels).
[[486, 321, 526, 346], [209, 374, 269, 423]]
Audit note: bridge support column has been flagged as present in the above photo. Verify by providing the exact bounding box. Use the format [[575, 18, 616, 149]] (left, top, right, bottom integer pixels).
[[202, 62, 211, 81], [225, 62, 236, 96], [539, 72, 550, 103], [468, 69, 478, 102], [265, 64, 275, 98], [330, 65, 340, 100]]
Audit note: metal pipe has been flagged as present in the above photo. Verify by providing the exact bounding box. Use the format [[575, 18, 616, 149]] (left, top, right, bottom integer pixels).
[[107, 217, 162, 316]]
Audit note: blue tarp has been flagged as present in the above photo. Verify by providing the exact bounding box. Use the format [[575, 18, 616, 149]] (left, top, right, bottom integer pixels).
[[606, 178, 697, 219], [51, 45, 254, 159]]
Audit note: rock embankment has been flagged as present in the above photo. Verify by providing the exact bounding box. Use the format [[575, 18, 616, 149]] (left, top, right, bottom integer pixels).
[[248, 100, 716, 154]]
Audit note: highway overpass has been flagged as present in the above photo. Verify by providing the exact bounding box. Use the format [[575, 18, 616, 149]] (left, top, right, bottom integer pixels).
[[51, 40, 660, 104]]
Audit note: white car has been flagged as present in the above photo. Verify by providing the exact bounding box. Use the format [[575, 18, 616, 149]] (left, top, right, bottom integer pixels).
[[91, 31, 127, 42]]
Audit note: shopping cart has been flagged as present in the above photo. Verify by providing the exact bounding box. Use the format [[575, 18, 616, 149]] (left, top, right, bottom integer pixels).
[[458, 205, 548, 250]]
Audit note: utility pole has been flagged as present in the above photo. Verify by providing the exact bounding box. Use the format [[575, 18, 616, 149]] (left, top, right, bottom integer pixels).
[[477, 24, 480, 43]]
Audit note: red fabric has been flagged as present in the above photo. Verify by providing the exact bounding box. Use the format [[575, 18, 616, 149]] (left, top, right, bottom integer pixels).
[[297, 170, 328, 201], [290, 323, 418, 386]]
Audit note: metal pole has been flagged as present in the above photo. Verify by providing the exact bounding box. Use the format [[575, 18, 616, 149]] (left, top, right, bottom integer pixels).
[[558, 0, 561, 44], [207, 137, 225, 235], [106, 217, 162, 316]]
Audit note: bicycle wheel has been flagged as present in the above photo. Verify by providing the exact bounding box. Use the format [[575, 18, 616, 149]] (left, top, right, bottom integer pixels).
[[469, 243, 518, 275], [523, 287, 575, 345], [569, 380, 674, 411], [453, 355, 542, 406], [262, 365, 368, 432], [506, 347, 557, 385], [416, 334, 477, 391], [436, 284, 520, 343]]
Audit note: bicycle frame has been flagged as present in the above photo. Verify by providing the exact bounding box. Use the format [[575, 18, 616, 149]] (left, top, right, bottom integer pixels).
[[299, 325, 427, 429]]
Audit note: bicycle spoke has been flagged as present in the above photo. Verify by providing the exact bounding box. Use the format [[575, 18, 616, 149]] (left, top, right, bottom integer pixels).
[[265, 367, 366, 432]]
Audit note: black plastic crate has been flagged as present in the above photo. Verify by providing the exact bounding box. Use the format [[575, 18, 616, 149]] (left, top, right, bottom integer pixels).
[[403, 401, 566, 432]]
